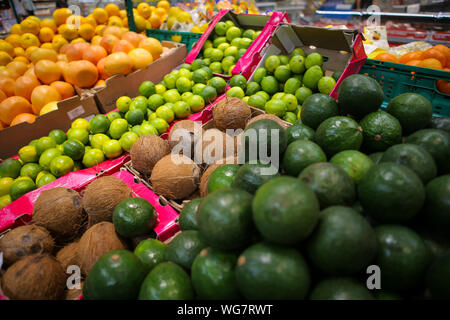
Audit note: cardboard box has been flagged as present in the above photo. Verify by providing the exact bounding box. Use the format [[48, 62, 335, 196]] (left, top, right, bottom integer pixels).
[[94, 41, 188, 114], [0, 94, 99, 159]]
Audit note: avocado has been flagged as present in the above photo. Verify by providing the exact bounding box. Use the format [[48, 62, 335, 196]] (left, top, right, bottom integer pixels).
[[360, 111, 402, 152], [309, 277, 375, 300], [373, 291, 403, 300], [286, 123, 315, 145], [329, 150, 374, 183], [179, 198, 202, 231], [282, 140, 327, 177], [300, 93, 339, 129], [207, 164, 240, 193], [426, 253, 450, 299], [233, 162, 280, 194], [252, 176, 320, 245], [235, 242, 310, 300], [165, 230, 207, 270], [430, 116, 450, 133], [134, 239, 167, 272], [191, 248, 241, 299], [423, 175, 450, 235], [369, 152, 384, 164]]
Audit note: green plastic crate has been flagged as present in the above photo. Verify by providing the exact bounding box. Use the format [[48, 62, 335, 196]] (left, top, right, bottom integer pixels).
[[360, 59, 450, 117], [146, 29, 201, 51]]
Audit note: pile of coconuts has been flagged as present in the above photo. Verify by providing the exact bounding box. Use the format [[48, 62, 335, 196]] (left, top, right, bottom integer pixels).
[[0, 176, 137, 300]]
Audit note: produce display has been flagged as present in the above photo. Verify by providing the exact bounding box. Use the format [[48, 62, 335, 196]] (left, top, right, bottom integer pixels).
[[226, 50, 340, 123]]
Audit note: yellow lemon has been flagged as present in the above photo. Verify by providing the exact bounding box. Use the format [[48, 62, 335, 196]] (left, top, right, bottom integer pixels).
[[134, 15, 147, 33], [85, 15, 97, 27], [20, 33, 40, 49], [0, 40, 14, 56], [13, 47, 26, 57], [0, 52, 13, 66], [157, 1, 170, 11], [71, 37, 86, 44], [40, 43, 54, 49], [5, 34, 21, 48], [52, 35, 69, 52], [108, 16, 123, 27], [20, 18, 40, 35], [39, 27, 54, 43], [92, 8, 108, 25], [40, 101, 58, 115], [105, 3, 120, 17], [137, 3, 152, 19], [79, 23, 95, 41], [40, 18, 57, 32], [53, 8, 72, 26], [10, 24, 22, 35], [58, 24, 78, 41]]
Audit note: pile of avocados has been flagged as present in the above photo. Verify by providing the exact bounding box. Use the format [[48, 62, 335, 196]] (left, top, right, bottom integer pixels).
[[83, 74, 450, 300]]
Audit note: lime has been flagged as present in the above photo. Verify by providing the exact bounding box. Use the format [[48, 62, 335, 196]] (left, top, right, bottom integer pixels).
[[274, 65, 291, 82], [187, 95, 205, 113], [291, 48, 306, 57], [0, 177, 14, 196], [15, 176, 33, 182], [49, 129, 67, 145], [239, 38, 252, 50], [178, 68, 192, 80], [204, 48, 214, 58], [242, 96, 249, 103], [176, 76, 192, 93], [317, 76, 337, 95], [201, 86, 218, 104], [210, 62, 223, 74], [56, 144, 64, 153], [255, 91, 270, 101], [119, 132, 139, 152], [208, 77, 227, 94], [0, 194, 11, 208], [193, 83, 206, 96], [10, 179, 36, 200], [134, 238, 167, 272], [39, 147, 62, 170], [191, 59, 206, 71], [90, 133, 110, 150], [102, 139, 122, 159], [36, 170, 48, 182], [226, 27, 242, 42], [192, 69, 209, 85], [138, 123, 158, 136], [49, 155, 74, 177], [209, 49, 223, 63], [215, 22, 228, 36], [82, 148, 105, 168], [227, 87, 245, 98], [332, 70, 343, 82], [237, 49, 246, 58], [180, 63, 192, 70], [164, 103, 174, 110], [284, 77, 302, 94], [230, 75, 247, 90], [109, 118, 129, 139], [253, 31, 261, 39], [73, 161, 82, 171], [62, 139, 85, 161], [107, 111, 122, 122], [230, 37, 241, 48], [36, 136, 57, 156], [217, 42, 230, 52], [156, 106, 175, 123], [265, 99, 287, 117], [279, 55, 290, 65], [265, 55, 281, 73], [129, 97, 148, 114], [125, 109, 145, 126], [149, 118, 169, 134], [282, 94, 298, 112], [243, 29, 256, 39], [248, 94, 266, 109], [116, 96, 132, 113], [71, 118, 90, 131], [203, 58, 211, 66], [283, 112, 297, 124], [224, 46, 238, 58], [28, 139, 38, 148], [148, 113, 157, 121], [221, 56, 236, 74], [155, 84, 166, 95], [139, 81, 156, 98], [203, 41, 213, 50], [225, 20, 235, 28], [173, 101, 191, 119], [305, 52, 323, 69], [246, 82, 261, 96], [148, 94, 166, 110], [303, 65, 324, 91], [289, 55, 306, 74], [181, 92, 194, 102], [163, 74, 177, 89], [261, 76, 279, 95], [295, 87, 313, 105], [18, 145, 38, 164], [36, 173, 57, 188], [213, 37, 227, 49], [253, 68, 267, 84], [170, 69, 180, 78], [89, 114, 110, 134], [162, 89, 181, 104], [131, 125, 141, 135]]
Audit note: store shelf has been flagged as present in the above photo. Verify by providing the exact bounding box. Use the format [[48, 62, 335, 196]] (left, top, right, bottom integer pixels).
[[315, 10, 450, 23]]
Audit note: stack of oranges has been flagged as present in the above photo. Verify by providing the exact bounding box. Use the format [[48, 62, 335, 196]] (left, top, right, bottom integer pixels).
[[0, 3, 170, 132]]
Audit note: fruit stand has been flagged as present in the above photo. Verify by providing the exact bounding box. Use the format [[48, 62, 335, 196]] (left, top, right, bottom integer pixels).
[[0, 0, 449, 303]]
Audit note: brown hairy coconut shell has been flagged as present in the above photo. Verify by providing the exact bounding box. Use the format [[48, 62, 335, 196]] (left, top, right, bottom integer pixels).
[[213, 97, 251, 131], [82, 176, 132, 226], [33, 188, 85, 241], [168, 120, 203, 153], [77, 221, 126, 275], [130, 134, 170, 175], [0, 225, 54, 266], [246, 114, 288, 129], [56, 241, 79, 272], [64, 281, 83, 300], [150, 154, 200, 200], [1, 254, 66, 300], [194, 128, 236, 164]]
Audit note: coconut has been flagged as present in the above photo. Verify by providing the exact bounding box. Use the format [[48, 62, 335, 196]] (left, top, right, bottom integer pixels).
[[77, 221, 126, 275], [56, 241, 79, 272], [64, 281, 83, 300], [213, 97, 251, 131], [245, 114, 289, 129], [33, 188, 85, 241], [1, 254, 66, 300], [130, 134, 171, 175], [82, 176, 132, 226], [150, 154, 200, 200], [0, 225, 54, 266], [194, 128, 236, 164], [199, 164, 221, 197], [168, 120, 203, 154]]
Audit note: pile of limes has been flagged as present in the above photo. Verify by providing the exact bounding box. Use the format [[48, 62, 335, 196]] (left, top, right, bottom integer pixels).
[[193, 20, 261, 75], [226, 49, 342, 123]]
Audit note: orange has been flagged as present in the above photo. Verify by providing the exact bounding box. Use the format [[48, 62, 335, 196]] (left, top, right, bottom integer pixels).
[[20, 33, 40, 49], [94, 79, 106, 87], [79, 24, 95, 41], [108, 16, 123, 27], [24, 64, 36, 78], [10, 24, 22, 35], [157, 1, 170, 10], [418, 58, 442, 70], [34, 60, 62, 84], [406, 59, 421, 66], [112, 40, 134, 53], [10, 113, 36, 126], [100, 34, 120, 53], [20, 19, 40, 36], [137, 3, 152, 19], [95, 25, 106, 36], [104, 52, 133, 76], [52, 35, 69, 52], [122, 17, 128, 28], [0, 89, 6, 103], [5, 34, 22, 48], [399, 51, 423, 64], [85, 15, 97, 28], [40, 43, 54, 49], [40, 18, 57, 32], [432, 45, 450, 63], [29, 47, 58, 63], [38, 27, 54, 43], [58, 24, 78, 41], [0, 96, 32, 124], [134, 15, 147, 33], [71, 38, 86, 45], [121, 31, 141, 47], [128, 48, 153, 70], [102, 26, 124, 39], [57, 54, 68, 62], [31, 85, 61, 114], [105, 3, 120, 17], [13, 47, 26, 57], [421, 48, 447, 67], [63, 60, 98, 88], [50, 81, 74, 100], [437, 80, 450, 95], [91, 35, 102, 46], [14, 56, 29, 64], [0, 40, 14, 57], [0, 77, 15, 96], [154, 7, 166, 18], [56, 61, 68, 74], [0, 52, 13, 66], [119, 10, 127, 19], [59, 44, 70, 55], [6, 61, 28, 78], [97, 57, 110, 80], [53, 8, 72, 26], [82, 45, 107, 65], [15, 75, 40, 101], [0, 68, 13, 79], [92, 8, 108, 25], [66, 42, 90, 61], [375, 52, 399, 63], [139, 37, 162, 60]]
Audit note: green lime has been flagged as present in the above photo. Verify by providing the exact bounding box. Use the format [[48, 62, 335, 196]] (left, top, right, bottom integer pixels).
[[284, 77, 302, 94], [291, 48, 306, 57], [225, 20, 235, 28], [56, 144, 64, 153], [265, 55, 281, 73], [274, 65, 291, 83], [289, 55, 306, 74], [246, 82, 261, 96], [89, 114, 110, 134], [156, 106, 175, 123], [148, 113, 157, 121], [67, 128, 89, 145], [28, 139, 38, 148], [138, 123, 158, 136], [139, 81, 156, 98], [82, 148, 105, 168], [243, 29, 256, 39], [131, 125, 141, 135], [303, 65, 324, 91], [214, 22, 228, 36], [242, 96, 249, 103], [178, 68, 192, 80], [209, 49, 224, 63], [90, 133, 110, 150], [36, 136, 57, 156], [149, 118, 169, 134], [204, 47, 214, 59], [0, 194, 11, 208], [283, 112, 297, 124], [226, 27, 242, 42], [107, 111, 122, 122], [224, 46, 238, 59], [332, 70, 343, 82], [113, 197, 157, 238], [73, 161, 82, 171], [162, 90, 181, 104], [49, 155, 74, 177], [282, 94, 298, 112], [213, 37, 227, 48], [109, 118, 129, 139], [48, 129, 67, 145], [208, 77, 227, 94], [255, 91, 270, 101], [305, 52, 324, 69], [253, 68, 267, 84], [134, 239, 167, 272], [170, 70, 180, 78], [18, 145, 38, 164], [192, 69, 209, 85], [71, 118, 90, 131], [200, 86, 217, 104], [62, 139, 85, 161], [261, 76, 279, 95], [35, 170, 48, 182], [229, 75, 247, 90], [248, 94, 266, 109], [192, 83, 206, 96], [221, 56, 236, 75], [38, 147, 62, 170], [126, 109, 145, 126], [273, 92, 286, 100], [155, 84, 166, 95], [210, 62, 223, 74], [36, 173, 56, 188], [116, 96, 132, 113], [163, 74, 177, 89], [239, 38, 252, 49], [176, 76, 192, 93], [164, 103, 174, 110], [0, 177, 14, 196], [318, 76, 337, 95], [203, 41, 213, 50], [295, 87, 313, 105], [119, 132, 139, 152], [217, 42, 230, 52], [187, 95, 205, 113], [227, 86, 245, 98], [129, 96, 148, 114], [230, 37, 241, 48], [102, 139, 123, 159], [10, 178, 36, 200], [265, 99, 287, 117], [148, 94, 165, 110], [181, 92, 194, 102], [173, 101, 191, 119], [191, 59, 206, 71], [279, 55, 289, 65]]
